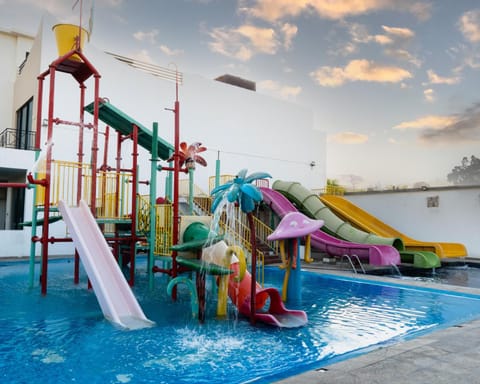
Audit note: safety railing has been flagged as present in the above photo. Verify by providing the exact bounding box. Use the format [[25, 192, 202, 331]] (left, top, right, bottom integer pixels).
[[208, 175, 235, 194], [154, 203, 173, 256], [0, 128, 36, 150], [137, 194, 173, 257], [320, 185, 345, 196], [178, 178, 209, 198], [35, 160, 132, 221]]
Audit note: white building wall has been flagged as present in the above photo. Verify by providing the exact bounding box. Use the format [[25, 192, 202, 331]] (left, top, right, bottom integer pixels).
[[346, 187, 480, 258], [0, 29, 34, 129], [0, 17, 326, 257]]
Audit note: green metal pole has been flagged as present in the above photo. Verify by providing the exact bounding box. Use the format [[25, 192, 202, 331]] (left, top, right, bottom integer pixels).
[[188, 168, 194, 214], [165, 161, 173, 202], [215, 151, 220, 189], [149, 122, 158, 288], [28, 150, 40, 287]]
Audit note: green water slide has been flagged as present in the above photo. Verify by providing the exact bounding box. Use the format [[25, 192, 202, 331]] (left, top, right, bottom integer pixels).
[[84, 99, 174, 159], [273, 180, 404, 249], [273, 181, 440, 268]]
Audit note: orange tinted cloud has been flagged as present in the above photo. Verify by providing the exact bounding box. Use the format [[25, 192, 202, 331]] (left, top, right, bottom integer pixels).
[[328, 131, 369, 144], [459, 10, 480, 42], [242, 0, 431, 22], [393, 115, 459, 130], [208, 22, 296, 60], [310, 59, 412, 87]]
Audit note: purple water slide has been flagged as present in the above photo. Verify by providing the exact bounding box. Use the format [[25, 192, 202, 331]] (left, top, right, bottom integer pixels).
[[260, 188, 400, 266]]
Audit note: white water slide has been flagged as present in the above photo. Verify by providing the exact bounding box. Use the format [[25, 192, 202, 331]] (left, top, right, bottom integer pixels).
[[58, 200, 154, 330]]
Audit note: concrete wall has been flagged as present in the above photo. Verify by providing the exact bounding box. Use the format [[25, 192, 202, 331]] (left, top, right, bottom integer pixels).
[[346, 186, 480, 258], [0, 29, 34, 129]]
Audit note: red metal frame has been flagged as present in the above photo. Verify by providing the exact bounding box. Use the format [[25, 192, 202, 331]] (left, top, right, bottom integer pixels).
[[31, 48, 100, 295]]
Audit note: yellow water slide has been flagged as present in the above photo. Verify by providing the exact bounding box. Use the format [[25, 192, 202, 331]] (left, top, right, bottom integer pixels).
[[320, 195, 467, 258]]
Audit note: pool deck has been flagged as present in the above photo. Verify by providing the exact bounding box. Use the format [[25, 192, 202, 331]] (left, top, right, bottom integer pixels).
[[277, 259, 480, 384]]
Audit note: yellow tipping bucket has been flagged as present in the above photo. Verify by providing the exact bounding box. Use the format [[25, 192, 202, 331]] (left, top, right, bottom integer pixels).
[[52, 24, 89, 61]]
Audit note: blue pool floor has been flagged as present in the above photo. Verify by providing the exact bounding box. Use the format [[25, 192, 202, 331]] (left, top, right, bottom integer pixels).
[[0, 258, 480, 383]]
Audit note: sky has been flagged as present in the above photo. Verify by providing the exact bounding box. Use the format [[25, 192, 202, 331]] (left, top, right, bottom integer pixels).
[[2, 0, 480, 189]]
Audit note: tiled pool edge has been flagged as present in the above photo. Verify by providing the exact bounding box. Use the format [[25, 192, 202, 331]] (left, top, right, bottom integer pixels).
[[276, 317, 480, 383], [303, 264, 480, 296]]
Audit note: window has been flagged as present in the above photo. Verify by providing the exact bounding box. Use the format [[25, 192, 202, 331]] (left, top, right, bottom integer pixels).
[[15, 97, 34, 150], [426, 196, 439, 208], [0, 170, 26, 230]]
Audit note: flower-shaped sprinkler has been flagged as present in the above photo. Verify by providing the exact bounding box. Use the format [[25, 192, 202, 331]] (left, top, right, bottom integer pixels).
[[211, 169, 271, 324]]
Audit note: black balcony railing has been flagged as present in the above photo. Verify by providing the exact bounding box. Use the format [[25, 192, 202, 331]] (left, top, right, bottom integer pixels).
[[0, 128, 36, 151]]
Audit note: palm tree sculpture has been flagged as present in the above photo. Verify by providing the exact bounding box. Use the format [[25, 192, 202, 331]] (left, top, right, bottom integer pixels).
[[168, 142, 207, 213], [211, 169, 271, 324], [171, 141, 207, 170]]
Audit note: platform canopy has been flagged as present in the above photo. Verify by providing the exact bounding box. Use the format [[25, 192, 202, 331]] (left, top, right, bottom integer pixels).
[[85, 100, 174, 160]]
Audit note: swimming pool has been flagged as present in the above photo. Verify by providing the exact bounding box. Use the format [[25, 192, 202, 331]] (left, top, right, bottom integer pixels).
[[1, 259, 480, 384], [392, 264, 480, 289]]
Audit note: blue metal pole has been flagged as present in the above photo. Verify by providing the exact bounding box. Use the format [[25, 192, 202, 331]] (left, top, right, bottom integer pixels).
[[286, 238, 302, 302]]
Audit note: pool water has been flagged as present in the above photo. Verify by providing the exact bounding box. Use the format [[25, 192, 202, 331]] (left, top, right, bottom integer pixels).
[[2, 259, 480, 384], [393, 265, 480, 289]]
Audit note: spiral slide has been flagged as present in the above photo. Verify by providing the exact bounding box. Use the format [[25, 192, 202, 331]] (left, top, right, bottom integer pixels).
[[58, 200, 154, 330], [272, 181, 440, 269], [260, 187, 400, 266], [320, 194, 467, 258]]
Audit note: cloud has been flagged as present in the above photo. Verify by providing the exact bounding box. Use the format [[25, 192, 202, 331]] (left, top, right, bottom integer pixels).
[[258, 79, 302, 99], [459, 9, 480, 43], [381, 25, 415, 39], [426, 69, 461, 85], [129, 49, 156, 64], [133, 29, 159, 44], [423, 88, 435, 103], [393, 115, 458, 130], [342, 23, 419, 65], [328, 131, 369, 144], [385, 48, 421, 67], [280, 22, 298, 49], [159, 45, 184, 56], [393, 110, 480, 145], [241, 0, 432, 22], [207, 23, 295, 60], [215, 25, 274, 58], [310, 59, 412, 87], [418, 103, 480, 144], [236, 24, 277, 53]]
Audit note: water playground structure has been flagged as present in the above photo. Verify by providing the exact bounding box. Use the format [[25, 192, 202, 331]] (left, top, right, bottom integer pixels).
[[0, 23, 469, 331], [3, 22, 320, 329]]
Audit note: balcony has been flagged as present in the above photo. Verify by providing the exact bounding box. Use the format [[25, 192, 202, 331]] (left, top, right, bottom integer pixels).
[[0, 128, 36, 151]]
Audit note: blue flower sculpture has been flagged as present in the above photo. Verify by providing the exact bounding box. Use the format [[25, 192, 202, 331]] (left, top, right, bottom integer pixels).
[[210, 168, 271, 325], [211, 169, 271, 214]]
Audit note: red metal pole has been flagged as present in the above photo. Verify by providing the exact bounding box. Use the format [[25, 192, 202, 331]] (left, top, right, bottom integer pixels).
[[171, 98, 180, 299], [113, 131, 122, 263], [102, 126, 110, 169], [77, 83, 86, 204], [40, 65, 56, 295], [74, 83, 87, 284], [90, 75, 100, 214], [34, 76, 44, 150], [0, 183, 29, 188]]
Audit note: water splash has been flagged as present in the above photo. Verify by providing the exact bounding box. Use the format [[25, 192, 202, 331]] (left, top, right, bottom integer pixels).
[[30, 139, 54, 174]]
